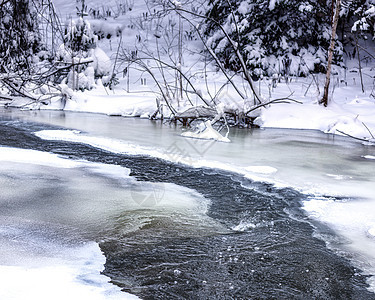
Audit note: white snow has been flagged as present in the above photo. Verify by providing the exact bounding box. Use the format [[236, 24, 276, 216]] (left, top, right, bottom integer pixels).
[[0, 146, 80, 168], [181, 121, 230, 142], [255, 94, 375, 141], [369, 226, 375, 238], [0, 146, 131, 178], [238, 2, 250, 15], [92, 47, 111, 77], [369, 226, 375, 237], [302, 197, 375, 292], [62, 85, 157, 117], [244, 166, 277, 175], [0, 243, 137, 300], [269, 0, 277, 11]]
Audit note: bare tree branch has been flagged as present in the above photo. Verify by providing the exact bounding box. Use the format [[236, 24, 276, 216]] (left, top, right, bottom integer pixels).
[[180, 14, 247, 101], [336, 130, 369, 142], [128, 53, 210, 106], [0, 0, 11, 7], [167, 1, 262, 104], [362, 122, 375, 139], [245, 94, 302, 115]]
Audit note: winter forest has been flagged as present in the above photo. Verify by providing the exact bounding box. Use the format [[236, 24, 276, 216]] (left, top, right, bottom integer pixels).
[[1, 0, 375, 137], [1, 1, 375, 299]]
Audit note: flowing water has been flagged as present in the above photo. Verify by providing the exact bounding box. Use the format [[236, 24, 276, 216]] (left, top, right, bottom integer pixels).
[[0, 108, 375, 299]]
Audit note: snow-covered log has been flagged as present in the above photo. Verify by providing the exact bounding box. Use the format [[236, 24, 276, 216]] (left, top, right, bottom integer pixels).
[[176, 106, 216, 119], [174, 106, 216, 126]]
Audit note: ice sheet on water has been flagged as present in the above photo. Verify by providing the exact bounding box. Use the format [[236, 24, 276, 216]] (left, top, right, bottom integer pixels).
[[244, 166, 278, 175], [302, 196, 375, 292], [35, 129, 154, 156], [0, 149, 139, 299], [0, 146, 214, 227], [369, 226, 375, 238], [34, 129, 282, 186], [0, 145, 131, 179], [0, 241, 138, 300], [0, 146, 218, 299], [0, 146, 80, 168]]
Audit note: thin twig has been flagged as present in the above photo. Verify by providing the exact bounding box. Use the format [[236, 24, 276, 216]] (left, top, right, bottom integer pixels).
[[362, 122, 375, 139], [336, 130, 368, 142], [245, 93, 301, 115], [0, 95, 12, 101]]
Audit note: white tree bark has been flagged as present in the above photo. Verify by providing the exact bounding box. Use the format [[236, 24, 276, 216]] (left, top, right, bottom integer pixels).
[[320, 0, 341, 107]]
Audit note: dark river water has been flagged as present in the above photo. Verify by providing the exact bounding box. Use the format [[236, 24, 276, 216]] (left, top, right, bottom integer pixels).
[[0, 110, 374, 299]]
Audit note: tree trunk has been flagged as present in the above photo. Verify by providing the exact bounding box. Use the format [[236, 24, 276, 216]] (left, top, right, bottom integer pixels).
[[320, 0, 341, 107]]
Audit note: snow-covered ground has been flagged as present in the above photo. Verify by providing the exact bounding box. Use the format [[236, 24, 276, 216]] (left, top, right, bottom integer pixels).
[[3, 0, 375, 143]]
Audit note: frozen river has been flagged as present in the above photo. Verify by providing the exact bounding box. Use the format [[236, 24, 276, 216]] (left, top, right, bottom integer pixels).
[[0, 108, 375, 299]]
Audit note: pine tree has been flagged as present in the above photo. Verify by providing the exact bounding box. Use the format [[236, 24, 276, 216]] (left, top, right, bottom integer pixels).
[[348, 0, 375, 37], [0, 0, 40, 73], [205, 0, 340, 78], [56, 17, 97, 90], [56, 12, 111, 90]]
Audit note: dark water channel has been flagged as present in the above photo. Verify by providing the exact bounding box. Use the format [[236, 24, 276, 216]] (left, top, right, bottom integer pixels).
[[0, 114, 374, 299]]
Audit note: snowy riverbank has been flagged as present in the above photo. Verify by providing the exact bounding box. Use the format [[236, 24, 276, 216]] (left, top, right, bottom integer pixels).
[[5, 67, 375, 145], [2, 0, 375, 144]]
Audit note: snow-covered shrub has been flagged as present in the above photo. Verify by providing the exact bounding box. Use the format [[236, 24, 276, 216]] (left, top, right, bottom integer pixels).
[[56, 17, 112, 90], [205, 0, 343, 78]]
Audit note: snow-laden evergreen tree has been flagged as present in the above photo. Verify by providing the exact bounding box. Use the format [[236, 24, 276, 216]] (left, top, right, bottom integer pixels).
[[56, 17, 111, 90], [205, 0, 342, 78], [0, 0, 40, 74], [347, 0, 375, 37]]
